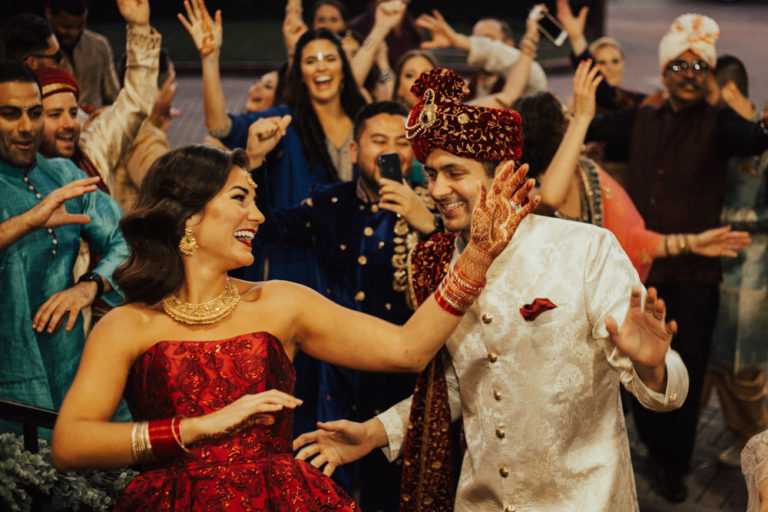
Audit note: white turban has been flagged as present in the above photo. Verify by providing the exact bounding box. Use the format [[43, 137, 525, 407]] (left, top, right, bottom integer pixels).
[[658, 14, 719, 70]]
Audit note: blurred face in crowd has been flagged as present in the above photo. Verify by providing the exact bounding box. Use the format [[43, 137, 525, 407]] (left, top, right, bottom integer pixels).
[[40, 91, 80, 158], [301, 38, 344, 105], [351, 112, 413, 197], [25, 36, 63, 70], [396, 55, 435, 110], [423, 149, 493, 239], [472, 19, 514, 47], [0, 81, 44, 168], [662, 50, 710, 109], [46, 8, 87, 49], [313, 4, 347, 33], [593, 44, 624, 87], [245, 71, 279, 113]]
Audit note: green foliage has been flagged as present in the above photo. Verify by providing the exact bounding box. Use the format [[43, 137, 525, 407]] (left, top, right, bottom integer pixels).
[[0, 433, 138, 512]]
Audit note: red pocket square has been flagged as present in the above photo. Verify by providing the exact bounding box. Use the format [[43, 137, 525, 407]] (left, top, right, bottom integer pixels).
[[520, 298, 558, 321]]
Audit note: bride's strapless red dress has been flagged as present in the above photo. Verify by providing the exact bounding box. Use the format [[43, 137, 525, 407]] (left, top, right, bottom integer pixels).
[[114, 331, 359, 511]]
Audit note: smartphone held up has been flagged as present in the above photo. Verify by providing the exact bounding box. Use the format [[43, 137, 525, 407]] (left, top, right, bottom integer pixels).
[[378, 152, 403, 183], [529, 4, 567, 46]]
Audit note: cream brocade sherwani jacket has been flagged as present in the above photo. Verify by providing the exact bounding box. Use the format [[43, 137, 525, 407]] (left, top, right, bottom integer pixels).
[[79, 26, 161, 194], [378, 215, 689, 512]]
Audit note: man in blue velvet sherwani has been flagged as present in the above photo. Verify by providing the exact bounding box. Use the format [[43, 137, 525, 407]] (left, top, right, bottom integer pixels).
[[251, 101, 438, 511], [0, 60, 128, 435]]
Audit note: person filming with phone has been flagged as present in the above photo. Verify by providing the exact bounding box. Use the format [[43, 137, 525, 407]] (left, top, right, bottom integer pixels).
[[244, 101, 437, 512]]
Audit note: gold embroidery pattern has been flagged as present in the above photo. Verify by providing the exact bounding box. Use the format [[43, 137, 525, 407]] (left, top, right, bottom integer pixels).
[[406, 68, 523, 164]]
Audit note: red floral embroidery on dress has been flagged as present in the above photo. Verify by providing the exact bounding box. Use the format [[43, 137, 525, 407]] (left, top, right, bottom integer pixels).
[[117, 332, 359, 511]]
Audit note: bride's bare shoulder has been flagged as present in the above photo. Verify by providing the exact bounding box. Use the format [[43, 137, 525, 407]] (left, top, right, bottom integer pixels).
[[234, 278, 315, 303], [87, 302, 166, 351]]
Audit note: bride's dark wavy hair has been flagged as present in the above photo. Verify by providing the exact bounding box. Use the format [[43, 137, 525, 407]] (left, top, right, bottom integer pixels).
[[114, 145, 249, 305]]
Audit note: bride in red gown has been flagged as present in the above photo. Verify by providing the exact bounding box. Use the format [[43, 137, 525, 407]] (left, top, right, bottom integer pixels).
[[50, 144, 534, 510]]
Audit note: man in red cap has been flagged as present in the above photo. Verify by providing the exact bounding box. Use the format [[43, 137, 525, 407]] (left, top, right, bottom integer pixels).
[[34, 0, 160, 196], [295, 67, 689, 511]]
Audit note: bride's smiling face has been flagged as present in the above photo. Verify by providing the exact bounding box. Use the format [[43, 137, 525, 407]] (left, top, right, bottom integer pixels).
[[187, 166, 265, 269]]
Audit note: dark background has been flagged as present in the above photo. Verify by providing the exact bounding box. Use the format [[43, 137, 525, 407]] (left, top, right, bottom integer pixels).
[[1, 1, 603, 67]]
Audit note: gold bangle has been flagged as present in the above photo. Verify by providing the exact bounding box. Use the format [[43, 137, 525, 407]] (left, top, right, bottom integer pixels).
[[172, 417, 192, 453], [664, 235, 671, 257], [131, 421, 157, 465]]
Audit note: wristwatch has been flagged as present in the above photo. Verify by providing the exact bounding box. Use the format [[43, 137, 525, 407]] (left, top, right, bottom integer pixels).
[[78, 271, 104, 296]]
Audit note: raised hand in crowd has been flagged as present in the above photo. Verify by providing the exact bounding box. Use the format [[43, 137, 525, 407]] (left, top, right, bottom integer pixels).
[[283, 0, 308, 62], [472, 6, 543, 109], [415, 10, 470, 51], [117, 0, 150, 30], [148, 73, 180, 132], [556, 0, 590, 54], [0, 177, 100, 253], [179, 0, 229, 134], [178, 0, 222, 57], [605, 287, 676, 392], [350, 0, 405, 89], [378, 178, 436, 235], [245, 115, 293, 168]]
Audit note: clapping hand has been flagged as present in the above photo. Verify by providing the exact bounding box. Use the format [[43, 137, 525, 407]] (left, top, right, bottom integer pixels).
[[178, 0, 222, 57]]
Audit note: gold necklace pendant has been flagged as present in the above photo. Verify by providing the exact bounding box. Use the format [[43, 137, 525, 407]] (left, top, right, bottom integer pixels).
[[162, 278, 241, 325]]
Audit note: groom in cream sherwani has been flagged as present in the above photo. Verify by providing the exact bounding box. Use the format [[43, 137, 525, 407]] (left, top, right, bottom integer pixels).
[[294, 67, 690, 512]]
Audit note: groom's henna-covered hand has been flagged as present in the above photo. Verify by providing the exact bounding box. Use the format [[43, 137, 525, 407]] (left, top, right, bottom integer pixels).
[[460, 162, 539, 281]]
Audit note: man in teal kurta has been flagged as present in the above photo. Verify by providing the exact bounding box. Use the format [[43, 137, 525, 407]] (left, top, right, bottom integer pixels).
[[0, 60, 128, 435]]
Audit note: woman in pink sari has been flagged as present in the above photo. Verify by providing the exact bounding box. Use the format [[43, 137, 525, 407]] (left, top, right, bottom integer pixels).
[[514, 61, 750, 281]]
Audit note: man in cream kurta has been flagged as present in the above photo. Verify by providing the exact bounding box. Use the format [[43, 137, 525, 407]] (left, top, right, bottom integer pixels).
[[377, 214, 688, 511], [293, 67, 689, 512]]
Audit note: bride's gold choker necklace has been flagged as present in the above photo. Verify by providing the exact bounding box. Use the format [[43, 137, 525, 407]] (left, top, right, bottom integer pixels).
[[162, 277, 240, 325]]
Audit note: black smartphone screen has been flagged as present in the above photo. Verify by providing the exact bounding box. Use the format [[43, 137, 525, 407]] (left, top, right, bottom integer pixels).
[[378, 153, 403, 183]]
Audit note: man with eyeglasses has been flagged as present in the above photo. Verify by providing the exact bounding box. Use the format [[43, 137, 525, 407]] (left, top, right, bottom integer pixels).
[[1, 13, 64, 70], [0, 59, 128, 437], [585, 13, 768, 504]]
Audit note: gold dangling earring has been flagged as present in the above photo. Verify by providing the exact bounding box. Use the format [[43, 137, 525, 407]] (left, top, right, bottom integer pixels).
[[179, 227, 198, 256]]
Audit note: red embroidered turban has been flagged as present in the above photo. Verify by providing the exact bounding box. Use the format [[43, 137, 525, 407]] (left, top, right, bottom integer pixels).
[[35, 66, 80, 101], [405, 68, 523, 163]]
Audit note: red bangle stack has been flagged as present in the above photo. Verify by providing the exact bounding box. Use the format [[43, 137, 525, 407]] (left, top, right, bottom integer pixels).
[[434, 266, 486, 316], [148, 418, 188, 459]]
